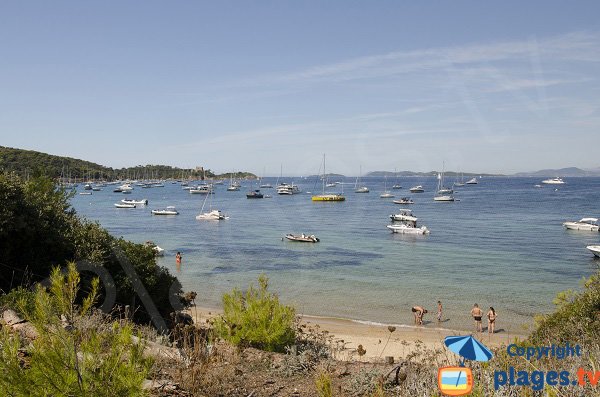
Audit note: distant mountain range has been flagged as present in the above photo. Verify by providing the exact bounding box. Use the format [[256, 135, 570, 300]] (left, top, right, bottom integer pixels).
[[513, 167, 600, 177], [366, 171, 500, 177]]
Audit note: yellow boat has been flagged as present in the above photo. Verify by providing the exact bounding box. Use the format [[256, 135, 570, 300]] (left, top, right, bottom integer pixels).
[[311, 194, 345, 202], [312, 154, 346, 202]]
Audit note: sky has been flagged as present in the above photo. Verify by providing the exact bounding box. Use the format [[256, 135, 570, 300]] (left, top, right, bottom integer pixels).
[[1, 1, 599, 176]]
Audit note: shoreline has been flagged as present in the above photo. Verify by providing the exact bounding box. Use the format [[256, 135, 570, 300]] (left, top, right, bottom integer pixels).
[[186, 305, 527, 361]]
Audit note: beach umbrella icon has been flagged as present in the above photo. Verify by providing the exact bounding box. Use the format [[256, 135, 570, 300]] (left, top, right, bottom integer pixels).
[[444, 335, 493, 363]]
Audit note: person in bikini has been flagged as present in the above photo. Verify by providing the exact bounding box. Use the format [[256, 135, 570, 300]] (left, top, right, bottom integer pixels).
[[487, 307, 497, 334], [437, 300, 443, 322], [411, 306, 427, 325], [470, 303, 483, 332]]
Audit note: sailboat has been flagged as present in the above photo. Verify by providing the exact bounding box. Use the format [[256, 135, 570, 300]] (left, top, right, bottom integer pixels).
[[259, 167, 272, 188], [354, 166, 369, 193], [392, 169, 402, 189], [434, 164, 455, 202], [453, 172, 465, 187], [227, 172, 240, 191], [380, 175, 394, 198], [312, 154, 345, 201], [196, 190, 229, 220]]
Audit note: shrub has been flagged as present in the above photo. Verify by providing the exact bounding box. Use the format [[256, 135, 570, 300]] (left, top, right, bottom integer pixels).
[[315, 369, 333, 397], [0, 263, 153, 396], [213, 275, 295, 352]]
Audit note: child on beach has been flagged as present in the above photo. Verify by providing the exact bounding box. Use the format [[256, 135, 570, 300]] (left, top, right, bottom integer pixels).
[[471, 303, 483, 332], [437, 301, 443, 322], [487, 307, 497, 334], [411, 306, 427, 325]]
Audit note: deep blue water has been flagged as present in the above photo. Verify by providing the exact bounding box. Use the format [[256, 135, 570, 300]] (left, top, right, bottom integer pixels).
[[71, 177, 600, 333]]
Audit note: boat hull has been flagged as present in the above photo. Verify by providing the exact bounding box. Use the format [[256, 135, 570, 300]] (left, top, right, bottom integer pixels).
[[563, 222, 599, 232], [285, 234, 319, 242], [312, 194, 345, 201], [587, 245, 600, 257], [387, 225, 429, 235]]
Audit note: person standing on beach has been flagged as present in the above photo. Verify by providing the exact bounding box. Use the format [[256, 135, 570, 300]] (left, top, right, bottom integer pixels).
[[471, 303, 483, 332], [411, 306, 427, 325], [437, 301, 443, 322], [487, 307, 497, 334]]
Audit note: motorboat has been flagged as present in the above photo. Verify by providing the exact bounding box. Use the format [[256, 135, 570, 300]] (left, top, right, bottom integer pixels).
[[355, 186, 369, 193], [392, 184, 402, 189], [390, 209, 418, 222], [151, 206, 179, 215], [534, 184, 543, 188], [91, 186, 102, 191], [393, 197, 414, 205], [386, 223, 430, 235], [122, 190, 132, 194], [119, 183, 134, 191], [246, 189, 264, 199], [227, 185, 240, 191], [84, 184, 92, 190], [196, 209, 228, 220], [260, 183, 273, 188], [587, 245, 600, 258], [542, 177, 564, 185], [284, 233, 319, 243], [277, 183, 301, 195], [409, 185, 425, 193], [434, 195, 455, 202], [114, 203, 136, 208], [466, 177, 478, 185], [190, 185, 214, 194], [79, 192, 92, 195], [121, 199, 148, 205], [325, 182, 337, 188], [563, 218, 599, 232]]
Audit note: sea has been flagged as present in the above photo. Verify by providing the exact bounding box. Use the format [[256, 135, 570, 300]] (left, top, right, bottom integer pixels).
[[71, 176, 600, 334]]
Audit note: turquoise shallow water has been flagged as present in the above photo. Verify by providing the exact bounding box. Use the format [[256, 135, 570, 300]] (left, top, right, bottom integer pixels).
[[71, 177, 600, 333]]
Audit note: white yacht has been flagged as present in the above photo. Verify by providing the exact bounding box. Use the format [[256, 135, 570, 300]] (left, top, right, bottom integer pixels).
[[387, 223, 430, 235], [587, 245, 600, 258], [389, 209, 418, 222], [151, 206, 179, 215], [466, 177, 478, 185], [189, 184, 214, 194], [541, 177, 564, 185], [277, 183, 301, 195], [563, 218, 599, 232], [387, 209, 430, 234], [393, 197, 414, 205], [409, 185, 425, 193]]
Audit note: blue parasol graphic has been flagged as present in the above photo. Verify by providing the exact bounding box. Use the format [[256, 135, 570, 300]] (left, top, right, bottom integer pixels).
[[444, 335, 493, 364]]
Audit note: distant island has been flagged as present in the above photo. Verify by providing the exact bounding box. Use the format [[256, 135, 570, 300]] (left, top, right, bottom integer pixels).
[[366, 170, 501, 177], [0, 146, 256, 180]]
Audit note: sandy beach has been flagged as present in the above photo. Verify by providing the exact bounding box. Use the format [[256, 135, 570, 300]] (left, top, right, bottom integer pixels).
[[187, 306, 526, 362]]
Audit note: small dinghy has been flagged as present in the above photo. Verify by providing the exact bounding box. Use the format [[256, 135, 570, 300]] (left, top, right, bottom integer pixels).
[[121, 199, 149, 205], [151, 206, 179, 215], [284, 233, 320, 243], [114, 203, 136, 208], [393, 197, 414, 205]]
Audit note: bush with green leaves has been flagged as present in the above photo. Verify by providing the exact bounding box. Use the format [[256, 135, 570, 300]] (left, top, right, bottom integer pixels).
[[0, 172, 184, 327], [0, 263, 152, 396], [213, 275, 295, 352]]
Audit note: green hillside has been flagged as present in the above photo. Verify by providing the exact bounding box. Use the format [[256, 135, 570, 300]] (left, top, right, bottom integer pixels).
[[0, 146, 254, 180]]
